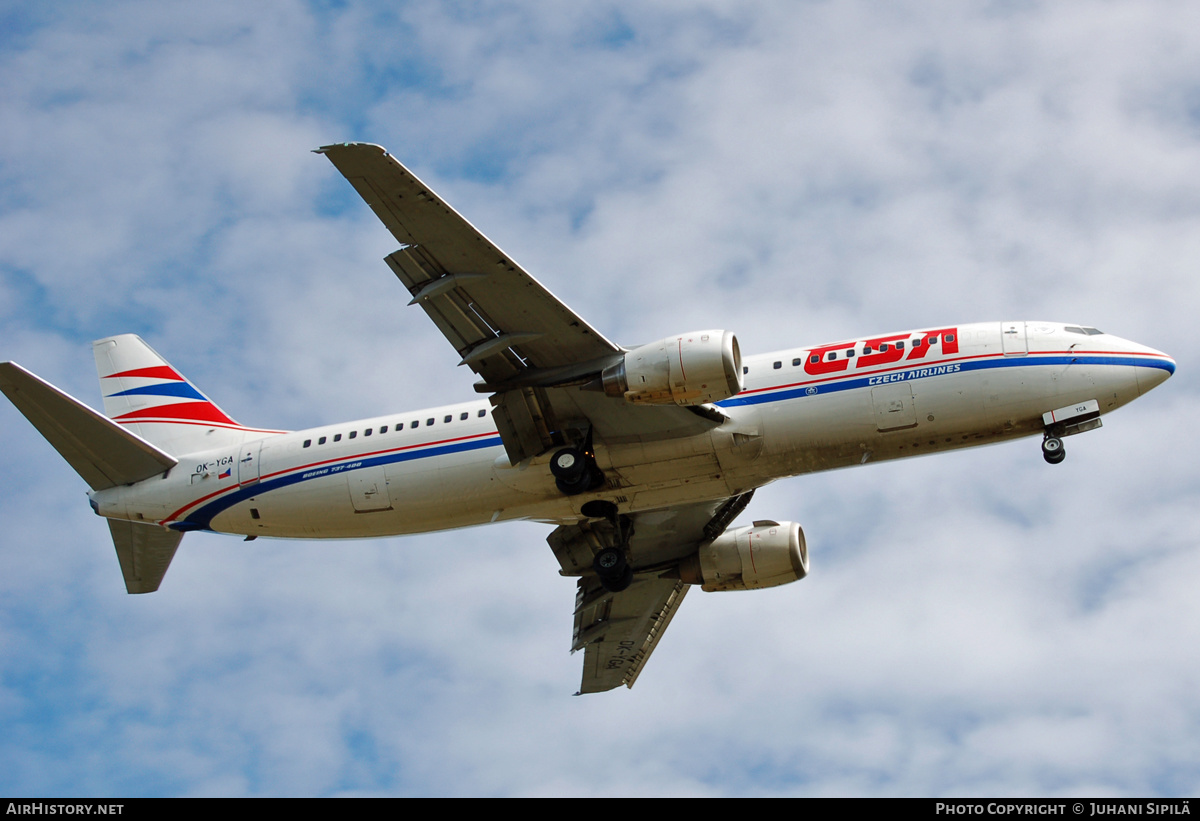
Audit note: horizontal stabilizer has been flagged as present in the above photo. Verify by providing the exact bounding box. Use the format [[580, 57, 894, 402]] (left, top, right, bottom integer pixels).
[[0, 362, 177, 490], [108, 519, 183, 593]]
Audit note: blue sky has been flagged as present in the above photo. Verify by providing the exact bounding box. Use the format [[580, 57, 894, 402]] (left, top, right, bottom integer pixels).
[[1, 0, 1197, 796]]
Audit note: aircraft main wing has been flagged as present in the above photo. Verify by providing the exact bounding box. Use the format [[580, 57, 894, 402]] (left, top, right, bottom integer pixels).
[[571, 575, 688, 694], [319, 143, 720, 464], [317, 143, 620, 382], [549, 492, 754, 693]]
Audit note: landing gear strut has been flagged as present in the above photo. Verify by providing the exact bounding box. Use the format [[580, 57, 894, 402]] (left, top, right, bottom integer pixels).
[[1042, 435, 1065, 465]]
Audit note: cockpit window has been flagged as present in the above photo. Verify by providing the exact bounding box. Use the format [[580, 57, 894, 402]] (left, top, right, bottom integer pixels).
[[1083, 326, 1104, 335], [1065, 326, 1086, 334]]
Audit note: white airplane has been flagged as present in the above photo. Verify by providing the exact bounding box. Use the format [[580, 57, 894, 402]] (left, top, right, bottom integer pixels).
[[0, 143, 1176, 694]]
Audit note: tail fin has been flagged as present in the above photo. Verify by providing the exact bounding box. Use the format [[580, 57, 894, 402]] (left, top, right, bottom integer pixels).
[[0, 362, 177, 490], [93, 334, 249, 455]]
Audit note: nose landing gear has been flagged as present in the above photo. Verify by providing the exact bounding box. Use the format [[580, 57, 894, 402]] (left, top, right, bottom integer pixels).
[[1039, 399, 1103, 465], [1042, 435, 1066, 465]]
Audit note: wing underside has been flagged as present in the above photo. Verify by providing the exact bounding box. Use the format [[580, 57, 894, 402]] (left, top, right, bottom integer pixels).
[[318, 142, 619, 383], [549, 493, 754, 693], [573, 576, 688, 694]]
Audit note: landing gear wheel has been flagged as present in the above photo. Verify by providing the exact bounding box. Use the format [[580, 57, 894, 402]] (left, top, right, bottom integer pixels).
[[1042, 436, 1065, 465], [551, 447, 604, 496], [594, 547, 624, 574], [593, 548, 633, 592], [550, 448, 586, 482], [606, 565, 634, 592]]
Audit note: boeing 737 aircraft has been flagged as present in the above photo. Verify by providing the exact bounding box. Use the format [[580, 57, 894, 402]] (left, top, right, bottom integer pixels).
[[0, 143, 1176, 693]]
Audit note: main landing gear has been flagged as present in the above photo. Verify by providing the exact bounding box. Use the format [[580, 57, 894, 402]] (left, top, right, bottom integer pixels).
[[1042, 435, 1065, 465], [593, 546, 634, 592], [580, 499, 634, 592], [549, 446, 605, 496]]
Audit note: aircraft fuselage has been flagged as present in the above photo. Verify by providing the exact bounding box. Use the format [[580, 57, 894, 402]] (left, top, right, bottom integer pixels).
[[90, 320, 1174, 548]]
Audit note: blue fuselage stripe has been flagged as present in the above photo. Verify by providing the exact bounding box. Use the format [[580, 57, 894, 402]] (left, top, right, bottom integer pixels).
[[719, 353, 1170, 408], [172, 353, 1169, 531], [173, 434, 503, 531]]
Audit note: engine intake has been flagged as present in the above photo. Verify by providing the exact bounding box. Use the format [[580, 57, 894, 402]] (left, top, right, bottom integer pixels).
[[678, 521, 808, 592], [601, 330, 742, 405]]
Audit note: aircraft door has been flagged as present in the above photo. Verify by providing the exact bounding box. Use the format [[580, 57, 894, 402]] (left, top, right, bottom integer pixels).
[[238, 441, 261, 486], [871, 383, 917, 432], [348, 466, 392, 513], [1001, 321, 1028, 356]]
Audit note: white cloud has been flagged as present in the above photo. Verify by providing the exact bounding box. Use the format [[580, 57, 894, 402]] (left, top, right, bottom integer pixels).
[[0, 0, 1196, 797]]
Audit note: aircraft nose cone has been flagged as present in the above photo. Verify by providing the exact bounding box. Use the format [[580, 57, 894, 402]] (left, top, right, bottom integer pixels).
[[1136, 351, 1175, 395]]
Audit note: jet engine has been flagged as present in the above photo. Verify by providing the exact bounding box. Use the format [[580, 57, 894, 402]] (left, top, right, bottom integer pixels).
[[601, 329, 743, 405], [677, 521, 808, 592]]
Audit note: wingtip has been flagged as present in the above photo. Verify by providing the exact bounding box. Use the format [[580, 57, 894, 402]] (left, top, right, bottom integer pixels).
[[314, 142, 388, 156]]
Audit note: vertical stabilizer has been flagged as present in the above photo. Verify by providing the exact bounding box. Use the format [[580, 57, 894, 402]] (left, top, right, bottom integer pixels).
[[93, 335, 250, 455]]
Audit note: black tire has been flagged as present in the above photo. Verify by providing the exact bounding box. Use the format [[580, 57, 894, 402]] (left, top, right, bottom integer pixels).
[[1042, 437, 1065, 464], [601, 564, 634, 592], [593, 547, 626, 576], [556, 467, 601, 496], [550, 447, 586, 482]]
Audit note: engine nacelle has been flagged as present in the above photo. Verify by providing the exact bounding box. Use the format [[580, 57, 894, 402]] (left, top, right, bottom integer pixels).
[[678, 521, 808, 592], [601, 329, 743, 405]]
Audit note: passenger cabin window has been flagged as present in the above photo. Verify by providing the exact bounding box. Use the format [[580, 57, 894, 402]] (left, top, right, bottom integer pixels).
[[318, 436, 327, 445], [411, 420, 419, 428], [863, 346, 873, 354], [364, 428, 372, 436], [444, 415, 452, 423], [460, 412, 468, 421], [426, 418, 435, 426], [333, 434, 342, 442], [896, 341, 905, 349], [303, 439, 311, 448], [773, 361, 781, 369], [395, 422, 403, 431], [477, 409, 486, 417], [380, 425, 388, 433], [792, 358, 801, 367], [826, 352, 836, 361], [945, 334, 955, 342], [743, 366, 749, 374], [845, 349, 855, 357], [810, 354, 820, 364], [880, 344, 890, 352], [349, 431, 357, 439]]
